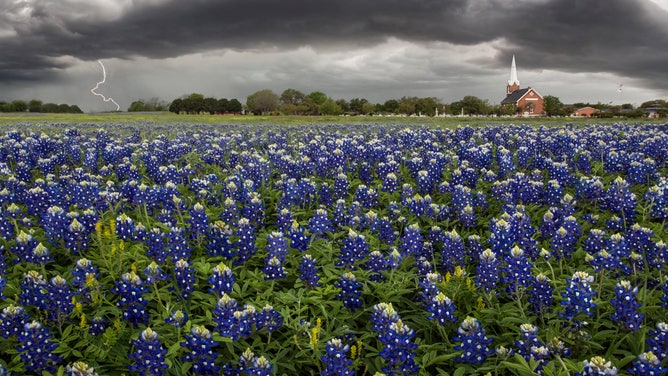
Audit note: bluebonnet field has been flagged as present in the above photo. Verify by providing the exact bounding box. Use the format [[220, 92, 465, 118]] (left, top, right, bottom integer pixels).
[[0, 121, 667, 376]]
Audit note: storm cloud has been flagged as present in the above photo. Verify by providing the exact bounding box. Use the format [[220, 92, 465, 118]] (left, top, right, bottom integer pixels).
[[0, 0, 666, 110]]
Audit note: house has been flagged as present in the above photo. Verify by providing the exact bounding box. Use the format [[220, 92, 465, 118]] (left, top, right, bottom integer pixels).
[[573, 107, 600, 117], [643, 103, 666, 118], [500, 56, 544, 116]]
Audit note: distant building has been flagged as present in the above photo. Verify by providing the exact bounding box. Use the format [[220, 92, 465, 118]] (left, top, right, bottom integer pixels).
[[500, 56, 544, 116], [643, 103, 666, 118], [573, 106, 600, 117]]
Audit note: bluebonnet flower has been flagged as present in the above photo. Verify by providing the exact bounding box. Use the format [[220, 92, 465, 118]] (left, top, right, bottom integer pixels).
[[288, 220, 309, 252], [378, 319, 419, 375], [209, 261, 235, 296], [489, 218, 513, 255], [242, 193, 265, 228], [646, 322, 668, 361], [181, 326, 220, 375], [335, 272, 363, 310], [584, 229, 608, 255], [577, 356, 618, 376], [188, 202, 210, 239], [276, 207, 294, 233], [46, 275, 75, 323], [174, 259, 196, 300], [66, 361, 99, 376], [383, 172, 398, 193], [143, 261, 166, 285], [459, 204, 476, 228], [110, 271, 149, 327], [528, 273, 554, 316], [18, 321, 63, 374], [41, 205, 68, 245], [418, 272, 442, 306], [439, 229, 465, 273], [213, 294, 239, 338], [65, 218, 89, 254], [166, 227, 192, 262], [515, 324, 549, 373], [12, 230, 38, 263], [234, 218, 257, 265], [165, 310, 188, 328], [263, 256, 286, 280], [309, 208, 333, 237], [628, 351, 666, 376], [298, 254, 321, 288], [321, 338, 355, 376], [19, 270, 47, 309], [29, 242, 52, 265], [503, 246, 533, 295], [237, 348, 273, 376], [610, 280, 643, 331], [88, 316, 108, 336], [220, 197, 239, 224], [333, 172, 350, 200], [0, 305, 30, 338], [233, 305, 258, 339], [427, 292, 457, 326], [453, 316, 494, 364], [205, 221, 235, 259], [115, 213, 134, 242], [128, 327, 169, 376], [399, 223, 423, 257], [257, 304, 283, 334], [387, 247, 403, 270], [560, 271, 597, 321], [266, 231, 289, 261], [603, 177, 637, 223], [338, 229, 369, 268], [475, 249, 500, 293]]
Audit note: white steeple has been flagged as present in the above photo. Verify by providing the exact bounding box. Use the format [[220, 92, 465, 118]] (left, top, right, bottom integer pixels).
[[508, 55, 519, 86]]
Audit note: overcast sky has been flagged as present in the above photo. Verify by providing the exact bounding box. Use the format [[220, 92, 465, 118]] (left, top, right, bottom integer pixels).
[[1, 0, 667, 112]]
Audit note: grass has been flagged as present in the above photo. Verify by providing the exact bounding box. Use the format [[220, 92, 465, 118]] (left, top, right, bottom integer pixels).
[[0, 111, 661, 128]]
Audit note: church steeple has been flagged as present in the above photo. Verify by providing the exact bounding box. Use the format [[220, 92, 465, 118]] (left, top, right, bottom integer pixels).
[[507, 55, 520, 94]]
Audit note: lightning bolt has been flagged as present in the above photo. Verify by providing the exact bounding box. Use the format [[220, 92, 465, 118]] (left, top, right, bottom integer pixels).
[[91, 60, 121, 111]]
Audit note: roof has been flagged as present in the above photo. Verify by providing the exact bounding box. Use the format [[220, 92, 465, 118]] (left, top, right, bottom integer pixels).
[[501, 88, 530, 104], [575, 107, 599, 112]]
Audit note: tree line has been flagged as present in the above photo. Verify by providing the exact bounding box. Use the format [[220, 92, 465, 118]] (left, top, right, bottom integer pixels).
[[0, 99, 82, 114], [169, 89, 664, 118]]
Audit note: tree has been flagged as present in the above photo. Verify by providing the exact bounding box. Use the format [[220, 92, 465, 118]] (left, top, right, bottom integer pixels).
[[307, 91, 328, 106], [279, 89, 307, 115], [28, 100, 43, 113], [456, 95, 490, 115], [216, 98, 230, 113], [349, 98, 368, 114], [319, 98, 343, 115], [181, 93, 205, 114], [361, 102, 376, 115], [246, 89, 279, 115], [128, 101, 146, 112], [383, 99, 399, 114], [169, 98, 183, 114], [227, 99, 242, 114], [203, 97, 218, 114], [397, 97, 418, 115], [69, 105, 83, 114], [416, 97, 438, 116], [11, 100, 27, 112], [543, 95, 564, 117]]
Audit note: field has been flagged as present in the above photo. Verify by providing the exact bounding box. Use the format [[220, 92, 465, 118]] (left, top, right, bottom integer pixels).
[[0, 115, 667, 375]]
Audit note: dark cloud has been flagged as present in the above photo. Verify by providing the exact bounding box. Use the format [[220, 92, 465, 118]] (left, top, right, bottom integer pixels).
[[0, 0, 666, 95]]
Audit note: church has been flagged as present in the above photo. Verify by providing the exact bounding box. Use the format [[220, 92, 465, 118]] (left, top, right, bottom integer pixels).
[[500, 56, 544, 116]]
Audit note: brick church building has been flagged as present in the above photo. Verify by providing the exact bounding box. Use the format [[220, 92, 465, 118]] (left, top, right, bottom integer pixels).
[[500, 56, 544, 116]]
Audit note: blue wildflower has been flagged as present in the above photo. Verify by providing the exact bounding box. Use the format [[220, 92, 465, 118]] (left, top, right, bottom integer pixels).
[[181, 326, 220, 375], [320, 338, 355, 376], [18, 321, 63, 374], [298, 254, 321, 288], [128, 327, 169, 376], [453, 316, 494, 364]]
